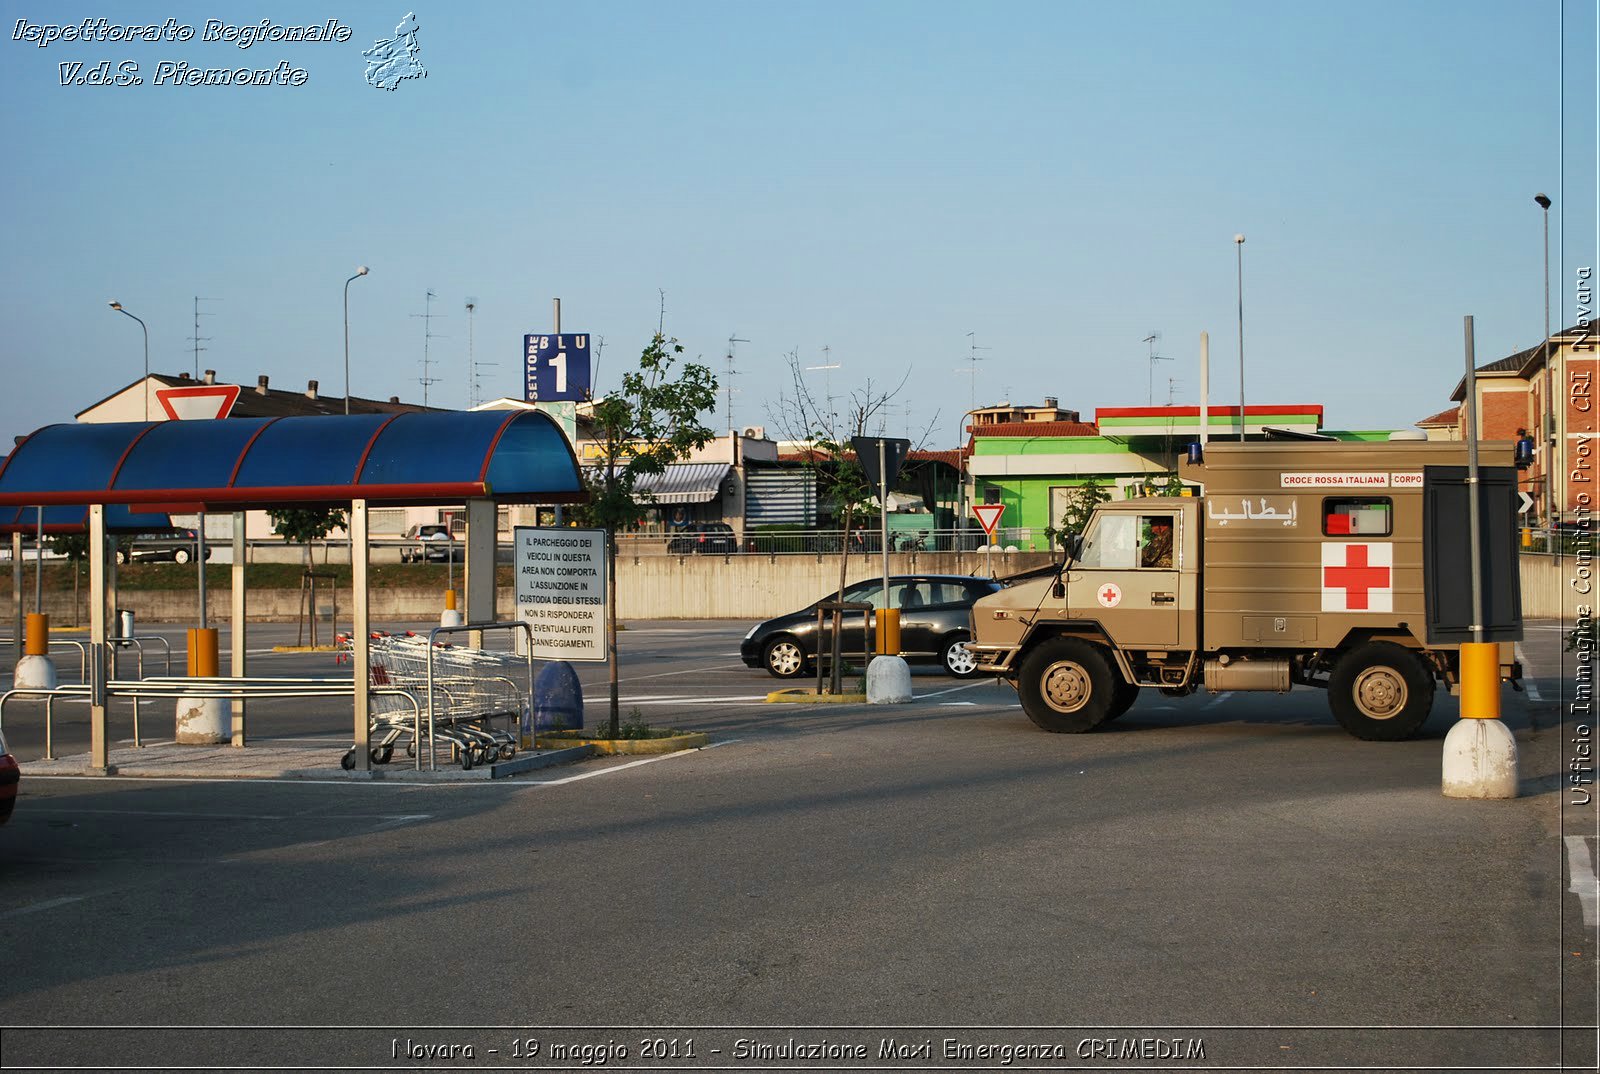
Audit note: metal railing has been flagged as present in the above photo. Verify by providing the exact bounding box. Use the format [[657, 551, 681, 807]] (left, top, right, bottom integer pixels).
[[612, 527, 1049, 557]]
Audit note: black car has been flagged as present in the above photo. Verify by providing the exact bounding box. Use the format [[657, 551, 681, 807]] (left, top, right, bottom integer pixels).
[[667, 522, 738, 555], [740, 574, 1003, 678], [114, 530, 209, 565]]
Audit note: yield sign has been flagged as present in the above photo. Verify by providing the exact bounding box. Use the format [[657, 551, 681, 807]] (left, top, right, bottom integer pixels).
[[154, 384, 241, 420], [973, 503, 1006, 539]]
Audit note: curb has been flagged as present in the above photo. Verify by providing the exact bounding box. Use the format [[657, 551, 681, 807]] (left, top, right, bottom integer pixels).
[[290, 744, 596, 780], [535, 732, 709, 756], [271, 645, 340, 653], [765, 688, 869, 704]]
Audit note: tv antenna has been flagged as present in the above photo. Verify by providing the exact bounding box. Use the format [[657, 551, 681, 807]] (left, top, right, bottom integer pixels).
[[188, 296, 219, 379], [956, 331, 992, 413], [805, 344, 841, 431], [1143, 332, 1171, 406], [724, 334, 748, 432], [410, 291, 446, 408], [464, 298, 495, 408]]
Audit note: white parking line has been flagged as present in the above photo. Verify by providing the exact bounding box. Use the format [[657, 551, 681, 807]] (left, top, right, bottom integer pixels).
[[918, 680, 1003, 700], [1204, 692, 1234, 710], [0, 894, 91, 920], [524, 739, 739, 787], [1514, 644, 1543, 702], [1565, 836, 1599, 927]]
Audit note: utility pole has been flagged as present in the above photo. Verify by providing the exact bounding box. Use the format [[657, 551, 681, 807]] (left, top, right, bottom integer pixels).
[[724, 334, 748, 433], [188, 296, 217, 379], [410, 291, 445, 409]]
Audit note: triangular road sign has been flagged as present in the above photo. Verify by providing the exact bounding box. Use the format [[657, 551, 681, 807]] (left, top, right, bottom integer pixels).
[[154, 384, 241, 421], [973, 503, 1005, 539]]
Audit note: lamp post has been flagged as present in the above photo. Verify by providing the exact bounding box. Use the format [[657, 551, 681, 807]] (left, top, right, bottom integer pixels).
[[344, 266, 370, 415], [108, 301, 149, 421], [1234, 234, 1246, 441], [1535, 194, 1553, 532]]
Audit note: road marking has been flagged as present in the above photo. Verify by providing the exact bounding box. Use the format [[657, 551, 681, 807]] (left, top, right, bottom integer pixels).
[[939, 701, 978, 707], [919, 680, 1002, 700], [627, 695, 771, 705], [367, 814, 432, 832], [524, 739, 739, 787], [1204, 691, 1234, 710], [0, 895, 90, 920], [1565, 836, 1599, 927], [1514, 644, 1543, 702], [24, 807, 290, 821]]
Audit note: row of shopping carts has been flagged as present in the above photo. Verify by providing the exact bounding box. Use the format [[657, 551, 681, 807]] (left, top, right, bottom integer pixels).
[[337, 630, 531, 770]]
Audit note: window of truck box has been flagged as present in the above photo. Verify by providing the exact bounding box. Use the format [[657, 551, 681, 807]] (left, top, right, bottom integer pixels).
[[1323, 497, 1393, 536]]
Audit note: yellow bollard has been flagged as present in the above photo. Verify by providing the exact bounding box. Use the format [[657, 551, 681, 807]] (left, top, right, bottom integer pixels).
[[444, 589, 457, 611], [24, 613, 48, 657], [1458, 642, 1501, 720], [875, 608, 901, 655], [187, 627, 219, 677], [1521, 526, 1532, 549]]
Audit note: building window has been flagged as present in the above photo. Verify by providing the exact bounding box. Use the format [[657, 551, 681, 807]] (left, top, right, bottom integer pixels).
[[983, 487, 1001, 505], [1323, 497, 1392, 536]]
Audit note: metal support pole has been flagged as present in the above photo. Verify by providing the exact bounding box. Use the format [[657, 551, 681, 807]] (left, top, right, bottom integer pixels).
[[1235, 234, 1246, 440], [11, 532, 22, 664], [230, 511, 247, 747], [351, 499, 371, 771], [879, 438, 890, 602], [1463, 317, 1484, 642], [464, 498, 496, 649], [196, 513, 207, 629], [34, 507, 43, 614], [89, 504, 111, 773]]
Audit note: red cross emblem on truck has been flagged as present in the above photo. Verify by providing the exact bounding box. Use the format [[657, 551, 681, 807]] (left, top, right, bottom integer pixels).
[[1320, 542, 1393, 613]]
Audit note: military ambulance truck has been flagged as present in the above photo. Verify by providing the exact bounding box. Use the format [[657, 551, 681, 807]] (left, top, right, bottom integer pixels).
[[968, 439, 1523, 740]]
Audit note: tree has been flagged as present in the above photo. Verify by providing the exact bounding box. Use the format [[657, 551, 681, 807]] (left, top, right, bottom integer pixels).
[[46, 533, 88, 626], [1055, 478, 1111, 543], [267, 507, 348, 573], [573, 331, 718, 737]]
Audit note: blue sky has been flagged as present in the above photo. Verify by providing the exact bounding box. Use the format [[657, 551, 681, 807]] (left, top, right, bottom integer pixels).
[[1, 1, 1595, 447]]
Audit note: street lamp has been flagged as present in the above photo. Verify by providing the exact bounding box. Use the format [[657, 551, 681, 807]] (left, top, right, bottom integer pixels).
[[1535, 194, 1553, 531], [344, 266, 370, 415], [1234, 234, 1246, 441], [108, 301, 149, 421]]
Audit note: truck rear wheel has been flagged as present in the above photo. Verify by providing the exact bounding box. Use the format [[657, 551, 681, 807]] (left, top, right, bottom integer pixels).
[[1328, 642, 1435, 741], [1018, 638, 1114, 733]]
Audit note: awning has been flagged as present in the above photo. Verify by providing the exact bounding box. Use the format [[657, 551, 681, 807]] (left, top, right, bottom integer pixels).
[[599, 463, 730, 505], [0, 411, 585, 511]]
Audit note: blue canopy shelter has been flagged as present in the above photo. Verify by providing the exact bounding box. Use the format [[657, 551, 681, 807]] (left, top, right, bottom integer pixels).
[[0, 410, 585, 773]]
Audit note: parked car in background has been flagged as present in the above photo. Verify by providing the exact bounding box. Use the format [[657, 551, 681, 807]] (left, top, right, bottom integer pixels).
[[740, 574, 1003, 679], [400, 524, 460, 563], [0, 727, 17, 826], [114, 530, 208, 565], [667, 522, 738, 555]]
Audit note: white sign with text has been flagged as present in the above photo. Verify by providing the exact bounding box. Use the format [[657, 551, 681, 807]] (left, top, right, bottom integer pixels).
[[513, 527, 607, 662]]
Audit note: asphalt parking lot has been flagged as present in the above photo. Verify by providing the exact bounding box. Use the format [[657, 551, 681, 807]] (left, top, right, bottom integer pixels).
[[0, 618, 1593, 1071]]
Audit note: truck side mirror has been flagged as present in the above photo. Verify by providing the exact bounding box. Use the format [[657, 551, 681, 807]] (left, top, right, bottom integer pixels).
[[1052, 579, 1065, 599]]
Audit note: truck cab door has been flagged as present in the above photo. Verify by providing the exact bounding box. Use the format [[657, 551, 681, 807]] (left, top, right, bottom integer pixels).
[[1066, 509, 1182, 648]]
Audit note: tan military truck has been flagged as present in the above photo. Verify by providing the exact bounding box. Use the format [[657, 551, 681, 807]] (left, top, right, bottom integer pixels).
[[968, 439, 1523, 740]]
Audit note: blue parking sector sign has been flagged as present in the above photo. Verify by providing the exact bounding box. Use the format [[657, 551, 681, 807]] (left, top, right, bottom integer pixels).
[[524, 333, 593, 402]]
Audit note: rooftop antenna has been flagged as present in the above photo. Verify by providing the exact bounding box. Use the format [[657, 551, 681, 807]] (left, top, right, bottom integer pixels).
[[464, 297, 494, 408], [410, 290, 446, 408], [1143, 332, 1171, 406], [805, 344, 841, 432], [188, 296, 218, 379], [957, 331, 991, 413], [724, 334, 748, 432]]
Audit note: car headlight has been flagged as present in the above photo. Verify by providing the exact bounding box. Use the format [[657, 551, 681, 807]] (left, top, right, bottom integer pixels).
[[744, 624, 760, 640]]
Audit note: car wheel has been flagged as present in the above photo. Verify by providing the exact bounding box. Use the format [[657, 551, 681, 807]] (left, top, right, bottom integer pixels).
[[114, 550, 128, 565], [763, 636, 809, 678], [1017, 637, 1114, 733], [941, 635, 981, 678], [1328, 642, 1435, 741], [173, 548, 191, 564]]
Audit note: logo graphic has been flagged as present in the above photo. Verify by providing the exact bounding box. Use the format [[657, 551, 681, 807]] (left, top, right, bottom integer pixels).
[[1321, 542, 1393, 613], [363, 12, 425, 91], [1096, 582, 1122, 608]]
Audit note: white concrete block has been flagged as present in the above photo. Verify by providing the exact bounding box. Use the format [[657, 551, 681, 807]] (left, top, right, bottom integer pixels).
[[440, 608, 464, 628], [175, 695, 228, 744], [866, 655, 912, 704], [13, 655, 57, 693], [1442, 718, 1519, 799]]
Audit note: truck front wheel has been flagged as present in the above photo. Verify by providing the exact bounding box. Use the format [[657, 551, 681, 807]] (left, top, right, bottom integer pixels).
[[1018, 638, 1114, 733], [1328, 642, 1435, 741]]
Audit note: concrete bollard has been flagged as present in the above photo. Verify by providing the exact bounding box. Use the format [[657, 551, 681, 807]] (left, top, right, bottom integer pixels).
[[866, 655, 912, 704], [14, 612, 57, 693], [440, 588, 463, 628], [1442, 641, 1518, 799], [176, 627, 226, 744]]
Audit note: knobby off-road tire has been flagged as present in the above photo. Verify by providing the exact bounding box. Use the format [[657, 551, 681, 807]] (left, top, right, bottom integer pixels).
[[1018, 637, 1116, 733], [1328, 641, 1436, 741], [1102, 678, 1140, 723]]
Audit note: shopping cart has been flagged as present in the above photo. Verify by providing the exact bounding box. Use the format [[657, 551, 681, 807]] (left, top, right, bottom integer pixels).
[[340, 629, 532, 770]]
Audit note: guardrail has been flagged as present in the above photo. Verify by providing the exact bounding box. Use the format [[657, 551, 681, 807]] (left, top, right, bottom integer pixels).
[[615, 527, 1045, 557], [0, 678, 424, 768]]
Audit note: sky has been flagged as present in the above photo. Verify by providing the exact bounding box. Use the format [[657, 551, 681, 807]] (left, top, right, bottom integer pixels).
[[1, 1, 1596, 449]]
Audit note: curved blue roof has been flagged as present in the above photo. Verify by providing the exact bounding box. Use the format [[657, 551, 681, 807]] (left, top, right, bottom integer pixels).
[[0, 410, 584, 510]]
